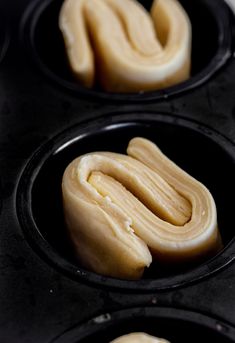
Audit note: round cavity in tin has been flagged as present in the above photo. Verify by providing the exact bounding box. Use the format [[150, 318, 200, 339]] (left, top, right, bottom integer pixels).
[[17, 113, 235, 290], [21, 0, 233, 101], [51, 307, 235, 342]]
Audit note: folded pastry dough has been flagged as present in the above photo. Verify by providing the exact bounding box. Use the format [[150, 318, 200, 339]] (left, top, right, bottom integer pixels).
[[62, 137, 222, 280], [59, 0, 191, 92], [110, 332, 170, 343]]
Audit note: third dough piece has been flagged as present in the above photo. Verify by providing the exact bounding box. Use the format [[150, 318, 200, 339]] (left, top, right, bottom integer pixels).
[[110, 332, 170, 343], [62, 137, 222, 280], [59, 0, 192, 92]]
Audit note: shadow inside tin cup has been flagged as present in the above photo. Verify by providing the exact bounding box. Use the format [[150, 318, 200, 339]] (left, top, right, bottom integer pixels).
[[50, 307, 235, 342], [16, 113, 235, 290], [21, 0, 233, 101]]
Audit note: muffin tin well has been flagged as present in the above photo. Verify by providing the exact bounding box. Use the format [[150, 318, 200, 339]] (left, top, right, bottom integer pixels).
[[17, 112, 235, 291], [51, 307, 235, 343], [21, 0, 234, 101]]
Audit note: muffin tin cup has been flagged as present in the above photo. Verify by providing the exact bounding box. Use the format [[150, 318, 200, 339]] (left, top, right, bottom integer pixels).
[[50, 307, 235, 342], [20, 0, 234, 102], [16, 112, 235, 291]]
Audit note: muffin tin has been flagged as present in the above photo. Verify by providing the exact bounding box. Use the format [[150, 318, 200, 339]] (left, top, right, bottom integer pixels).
[[17, 112, 235, 291], [1, 0, 235, 342]]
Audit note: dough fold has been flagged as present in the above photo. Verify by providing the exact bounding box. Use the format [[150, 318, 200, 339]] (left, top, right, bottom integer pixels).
[[59, 0, 191, 92], [110, 332, 170, 343], [62, 137, 222, 280]]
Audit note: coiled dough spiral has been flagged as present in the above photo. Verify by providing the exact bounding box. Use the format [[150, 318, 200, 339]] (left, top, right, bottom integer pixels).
[[62, 137, 222, 280], [59, 0, 191, 92]]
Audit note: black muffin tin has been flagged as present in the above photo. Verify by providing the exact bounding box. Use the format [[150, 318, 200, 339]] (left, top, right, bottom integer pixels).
[[1, 0, 235, 342]]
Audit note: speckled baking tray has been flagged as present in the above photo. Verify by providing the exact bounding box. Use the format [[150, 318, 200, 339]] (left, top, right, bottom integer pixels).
[[1, 0, 235, 342]]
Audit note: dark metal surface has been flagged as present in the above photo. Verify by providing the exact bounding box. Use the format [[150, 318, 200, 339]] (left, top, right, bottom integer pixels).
[[1, 0, 235, 342]]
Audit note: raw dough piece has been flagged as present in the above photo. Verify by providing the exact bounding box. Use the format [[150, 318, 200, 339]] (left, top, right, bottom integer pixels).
[[62, 137, 222, 280], [59, 0, 191, 92]]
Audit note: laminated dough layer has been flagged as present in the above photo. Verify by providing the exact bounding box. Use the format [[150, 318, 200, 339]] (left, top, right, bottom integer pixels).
[[62, 137, 222, 280], [59, 0, 191, 92]]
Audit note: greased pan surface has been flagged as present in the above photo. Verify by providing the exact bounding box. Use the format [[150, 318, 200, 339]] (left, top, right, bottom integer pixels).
[[1, 0, 235, 342]]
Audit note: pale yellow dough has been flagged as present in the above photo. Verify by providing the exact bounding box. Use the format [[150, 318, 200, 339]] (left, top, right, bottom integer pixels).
[[59, 0, 191, 92], [62, 137, 222, 280], [110, 332, 170, 343]]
